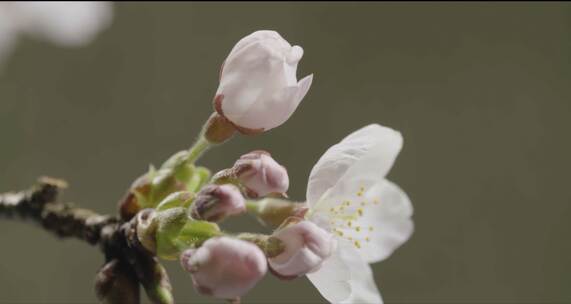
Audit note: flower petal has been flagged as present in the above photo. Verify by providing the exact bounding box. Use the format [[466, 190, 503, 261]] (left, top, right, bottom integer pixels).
[[308, 240, 383, 304], [258, 74, 313, 129], [308, 177, 413, 264], [306, 249, 352, 303], [338, 241, 383, 304], [307, 124, 403, 208], [218, 41, 301, 130], [228, 30, 288, 58], [350, 180, 414, 263], [296, 74, 313, 104]]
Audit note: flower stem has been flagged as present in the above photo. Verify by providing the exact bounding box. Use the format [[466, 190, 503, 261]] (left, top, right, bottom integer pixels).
[[245, 200, 260, 213], [186, 135, 211, 165]]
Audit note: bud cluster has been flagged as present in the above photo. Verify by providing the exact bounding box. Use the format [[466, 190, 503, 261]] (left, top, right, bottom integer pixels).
[[123, 30, 345, 302]]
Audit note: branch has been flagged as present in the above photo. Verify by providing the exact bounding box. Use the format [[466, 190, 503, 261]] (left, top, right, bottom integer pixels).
[[0, 177, 173, 304]]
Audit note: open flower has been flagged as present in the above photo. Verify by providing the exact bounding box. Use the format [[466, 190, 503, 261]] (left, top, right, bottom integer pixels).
[[214, 30, 313, 133], [0, 2, 112, 65], [180, 237, 268, 300], [301, 124, 414, 303]]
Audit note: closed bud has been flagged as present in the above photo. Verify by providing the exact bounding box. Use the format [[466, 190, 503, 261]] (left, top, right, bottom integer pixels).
[[215, 30, 313, 133], [136, 208, 159, 254], [94, 259, 140, 304], [119, 166, 188, 220], [190, 184, 245, 222], [118, 173, 151, 221], [180, 237, 267, 299], [268, 219, 334, 279], [155, 207, 189, 260], [233, 150, 289, 198], [149, 168, 187, 206]]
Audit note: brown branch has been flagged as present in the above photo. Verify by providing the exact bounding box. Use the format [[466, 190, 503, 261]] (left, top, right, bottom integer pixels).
[[0, 177, 173, 304]]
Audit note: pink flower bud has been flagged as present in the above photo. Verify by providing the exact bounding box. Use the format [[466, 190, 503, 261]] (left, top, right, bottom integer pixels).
[[268, 220, 334, 279], [190, 184, 245, 222], [234, 150, 289, 197], [180, 237, 267, 299], [214, 30, 313, 133]]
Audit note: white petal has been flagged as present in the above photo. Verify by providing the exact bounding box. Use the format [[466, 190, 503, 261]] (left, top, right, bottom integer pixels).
[[296, 74, 313, 104], [307, 124, 403, 207], [218, 41, 288, 128], [308, 241, 383, 304], [257, 74, 313, 129], [308, 179, 413, 263], [338, 242, 383, 304], [228, 30, 288, 57], [350, 180, 413, 263], [306, 249, 352, 303]]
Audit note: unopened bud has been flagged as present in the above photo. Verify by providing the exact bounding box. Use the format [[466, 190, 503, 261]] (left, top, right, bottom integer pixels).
[[136, 208, 159, 254], [268, 219, 334, 279], [214, 30, 312, 133], [233, 150, 289, 198], [137, 202, 223, 259], [180, 237, 267, 299], [149, 168, 187, 206], [118, 173, 151, 221], [155, 207, 189, 260], [94, 259, 140, 304], [120, 166, 188, 220], [190, 184, 245, 222]]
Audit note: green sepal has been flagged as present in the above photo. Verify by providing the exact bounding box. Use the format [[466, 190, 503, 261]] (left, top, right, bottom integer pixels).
[[186, 166, 211, 193], [146, 168, 183, 208], [174, 220, 222, 249], [155, 207, 188, 260], [155, 208, 222, 260], [155, 191, 194, 212]]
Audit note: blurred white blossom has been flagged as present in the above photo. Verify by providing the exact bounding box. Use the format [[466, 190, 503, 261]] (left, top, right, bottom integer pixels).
[[0, 1, 112, 66]]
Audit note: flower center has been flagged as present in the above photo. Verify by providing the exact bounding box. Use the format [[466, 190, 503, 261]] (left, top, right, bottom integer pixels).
[[324, 185, 380, 249]]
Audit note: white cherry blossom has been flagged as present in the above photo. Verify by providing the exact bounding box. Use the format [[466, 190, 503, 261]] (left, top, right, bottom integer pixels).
[[303, 124, 414, 303], [0, 2, 112, 66]]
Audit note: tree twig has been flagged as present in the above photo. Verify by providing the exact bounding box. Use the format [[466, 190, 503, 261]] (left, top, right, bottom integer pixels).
[[0, 177, 173, 304]]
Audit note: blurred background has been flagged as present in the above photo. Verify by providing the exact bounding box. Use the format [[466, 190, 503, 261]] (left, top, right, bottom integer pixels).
[[1, 2, 570, 303]]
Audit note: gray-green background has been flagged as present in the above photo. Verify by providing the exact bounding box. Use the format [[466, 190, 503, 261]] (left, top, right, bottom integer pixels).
[[1, 2, 570, 303]]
